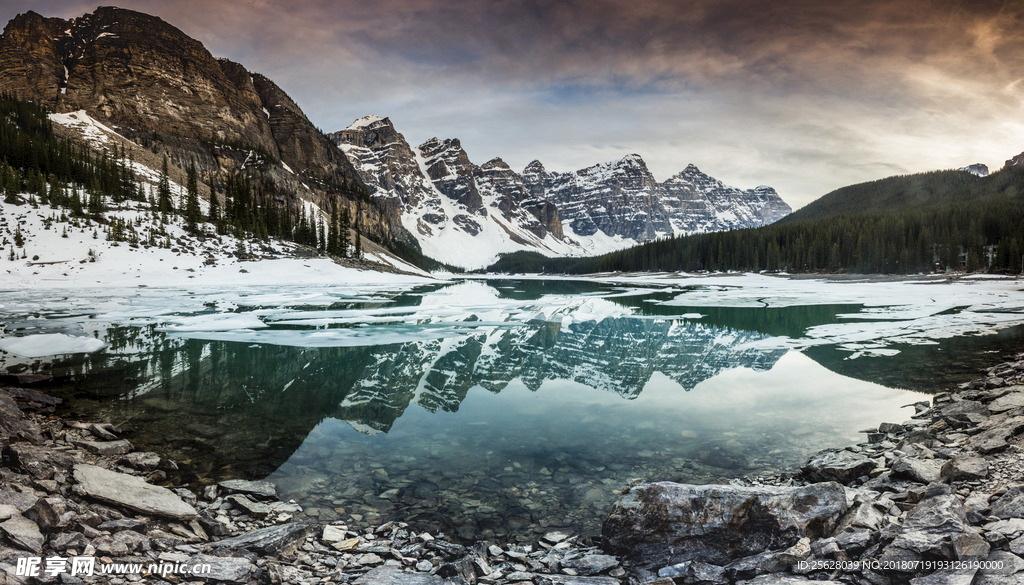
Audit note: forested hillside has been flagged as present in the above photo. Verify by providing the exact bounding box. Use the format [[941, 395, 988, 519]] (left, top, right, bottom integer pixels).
[[486, 167, 1024, 274]]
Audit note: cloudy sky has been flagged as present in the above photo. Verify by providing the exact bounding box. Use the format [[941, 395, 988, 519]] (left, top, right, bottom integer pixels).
[[4, 0, 1024, 208]]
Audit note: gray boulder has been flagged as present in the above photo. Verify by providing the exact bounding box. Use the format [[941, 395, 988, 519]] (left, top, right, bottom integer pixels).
[[802, 449, 875, 484], [602, 481, 847, 569], [891, 458, 945, 484], [879, 495, 976, 569], [940, 457, 989, 482], [991, 486, 1024, 519]]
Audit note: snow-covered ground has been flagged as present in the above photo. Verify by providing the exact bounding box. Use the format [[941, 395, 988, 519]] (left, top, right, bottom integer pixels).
[[0, 198, 432, 290]]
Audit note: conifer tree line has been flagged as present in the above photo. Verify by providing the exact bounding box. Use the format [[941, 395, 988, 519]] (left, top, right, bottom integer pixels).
[[488, 167, 1024, 275], [0, 93, 362, 258]]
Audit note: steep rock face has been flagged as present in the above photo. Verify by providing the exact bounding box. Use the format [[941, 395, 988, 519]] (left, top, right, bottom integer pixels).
[[418, 137, 484, 215], [0, 12, 67, 106], [0, 7, 412, 252], [0, 7, 278, 154], [475, 158, 564, 239]]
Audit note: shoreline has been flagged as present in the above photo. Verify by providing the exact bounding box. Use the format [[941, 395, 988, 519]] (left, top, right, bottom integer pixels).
[[0, 358, 1022, 583]]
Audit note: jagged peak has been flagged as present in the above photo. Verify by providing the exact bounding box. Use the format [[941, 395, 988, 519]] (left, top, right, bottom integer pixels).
[[345, 114, 389, 131], [523, 160, 546, 173], [481, 157, 510, 171], [418, 136, 463, 153]]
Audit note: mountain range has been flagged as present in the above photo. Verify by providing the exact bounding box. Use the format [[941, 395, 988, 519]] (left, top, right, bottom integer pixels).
[[332, 116, 791, 268], [0, 7, 791, 270]]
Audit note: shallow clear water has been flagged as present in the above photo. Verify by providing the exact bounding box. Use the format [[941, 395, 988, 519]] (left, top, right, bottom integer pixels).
[[2, 276, 1024, 542]]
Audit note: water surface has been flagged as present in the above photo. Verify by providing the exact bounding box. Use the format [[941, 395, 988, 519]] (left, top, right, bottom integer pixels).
[[2, 276, 1022, 542]]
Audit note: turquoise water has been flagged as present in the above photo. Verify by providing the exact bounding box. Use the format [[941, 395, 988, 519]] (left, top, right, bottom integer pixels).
[[2, 277, 1022, 542]]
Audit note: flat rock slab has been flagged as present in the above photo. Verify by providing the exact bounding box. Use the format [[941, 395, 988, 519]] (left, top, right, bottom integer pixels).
[[0, 490, 39, 513], [208, 522, 311, 555], [989, 389, 1024, 413], [0, 514, 44, 553], [561, 554, 619, 576], [941, 457, 989, 482], [218, 479, 277, 499], [75, 439, 133, 456], [73, 463, 196, 520], [353, 566, 444, 585], [225, 494, 300, 517]]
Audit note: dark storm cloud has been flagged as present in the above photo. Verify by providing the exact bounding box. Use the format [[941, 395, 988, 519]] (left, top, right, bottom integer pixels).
[[4, 0, 1024, 207]]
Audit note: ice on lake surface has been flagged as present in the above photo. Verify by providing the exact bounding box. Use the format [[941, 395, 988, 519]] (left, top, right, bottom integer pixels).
[[2, 273, 1024, 542]]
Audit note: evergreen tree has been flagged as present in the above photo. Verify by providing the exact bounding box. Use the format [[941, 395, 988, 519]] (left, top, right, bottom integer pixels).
[[327, 203, 339, 256], [354, 226, 361, 259], [208, 183, 221, 225], [184, 162, 201, 233], [339, 206, 351, 258], [158, 155, 173, 215]]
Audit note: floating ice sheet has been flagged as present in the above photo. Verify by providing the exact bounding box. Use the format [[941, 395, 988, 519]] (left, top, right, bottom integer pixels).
[[0, 333, 106, 357]]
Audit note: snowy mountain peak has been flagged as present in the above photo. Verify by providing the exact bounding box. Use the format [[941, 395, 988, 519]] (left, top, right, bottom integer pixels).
[[346, 114, 388, 130]]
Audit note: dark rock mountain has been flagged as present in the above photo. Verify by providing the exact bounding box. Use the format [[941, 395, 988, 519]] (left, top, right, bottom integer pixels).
[[333, 116, 792, 268], [0, 7, 413, 250]]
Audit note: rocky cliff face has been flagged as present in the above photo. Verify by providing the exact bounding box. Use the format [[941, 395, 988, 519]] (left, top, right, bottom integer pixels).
[[333, 116, 792, 267], [0, 7, 411, 250]]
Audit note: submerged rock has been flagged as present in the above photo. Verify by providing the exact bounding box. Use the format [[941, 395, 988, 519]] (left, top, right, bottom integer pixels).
[[602, 481, 848, 570]]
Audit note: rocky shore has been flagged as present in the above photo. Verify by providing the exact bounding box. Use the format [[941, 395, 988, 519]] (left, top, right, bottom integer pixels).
[[1, 353, 1024, 585]]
